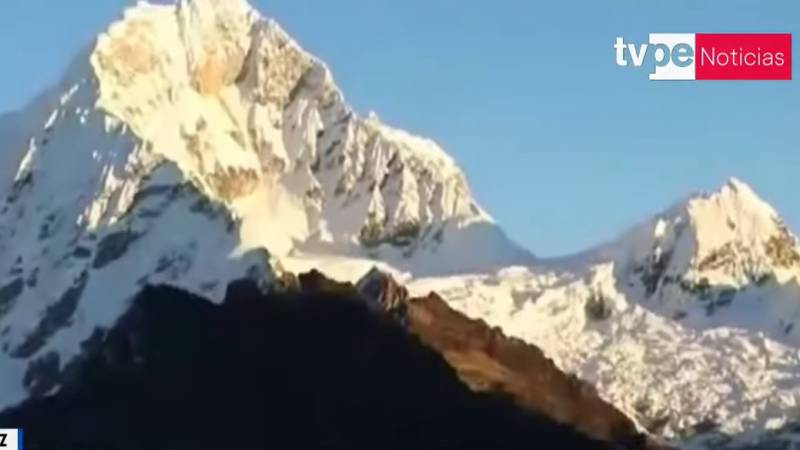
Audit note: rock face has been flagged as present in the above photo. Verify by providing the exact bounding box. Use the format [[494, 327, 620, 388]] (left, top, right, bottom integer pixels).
[[0, 274, 620, 450], [356, 270, 658, 450], [407, 293, 643, 446]]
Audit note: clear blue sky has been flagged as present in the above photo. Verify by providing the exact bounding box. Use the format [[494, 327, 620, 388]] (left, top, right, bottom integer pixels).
[[1, 1, 798, 256]]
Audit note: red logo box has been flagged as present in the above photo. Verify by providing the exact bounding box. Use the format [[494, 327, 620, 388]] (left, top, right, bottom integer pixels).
[[695, 33, 792, 80]]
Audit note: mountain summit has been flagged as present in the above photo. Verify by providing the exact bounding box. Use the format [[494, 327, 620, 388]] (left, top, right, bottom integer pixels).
[[0, 0, 532, 409], [614, 178, 799, 296]]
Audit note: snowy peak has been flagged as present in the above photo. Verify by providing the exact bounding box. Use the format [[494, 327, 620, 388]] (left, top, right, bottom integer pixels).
[[87, 0, 530, 270], [687, 177, 783, 259], [616, 178, 800, 301], [15, 0, 526, 266], [0, 0, 534, 410]]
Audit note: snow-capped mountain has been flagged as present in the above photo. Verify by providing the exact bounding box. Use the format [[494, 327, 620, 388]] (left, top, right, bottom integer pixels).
[[611, 178, 800, 343], [0, 0, 529, 411], [612, 178, 798, 291], [2, 1, 800, 449], [406, 181, 800, 449]]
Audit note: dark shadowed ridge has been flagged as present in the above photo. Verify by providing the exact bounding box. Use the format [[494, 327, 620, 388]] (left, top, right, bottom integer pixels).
[[0, 274, 621, 450]]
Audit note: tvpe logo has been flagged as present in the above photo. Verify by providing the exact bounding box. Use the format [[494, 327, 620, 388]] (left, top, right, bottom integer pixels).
[[615, 34, 792, 80]]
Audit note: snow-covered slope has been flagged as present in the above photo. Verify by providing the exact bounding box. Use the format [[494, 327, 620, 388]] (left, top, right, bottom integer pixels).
[[405, 180, 800, 449], [282, 176, 800, 448], [0, 0, 530, 410], [284, 174, 800, 449]]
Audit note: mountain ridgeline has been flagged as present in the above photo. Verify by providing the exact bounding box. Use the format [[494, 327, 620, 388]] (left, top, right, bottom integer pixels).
[[0, 270, 658, 450]]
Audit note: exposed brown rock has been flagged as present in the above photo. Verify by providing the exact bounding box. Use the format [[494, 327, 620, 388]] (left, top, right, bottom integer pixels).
[[765, 223, 800, 268], [355, 269, 666, 450], [698, 242, 739, 272], [406, 292, 644, 447], [207, 165, 260, 201]]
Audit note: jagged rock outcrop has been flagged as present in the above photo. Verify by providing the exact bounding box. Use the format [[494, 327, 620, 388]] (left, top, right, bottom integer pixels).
[[356, 269, 662, 450]]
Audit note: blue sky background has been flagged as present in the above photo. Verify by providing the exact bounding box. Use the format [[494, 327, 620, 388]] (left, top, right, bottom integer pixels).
[[0, 1, 798, 256]]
